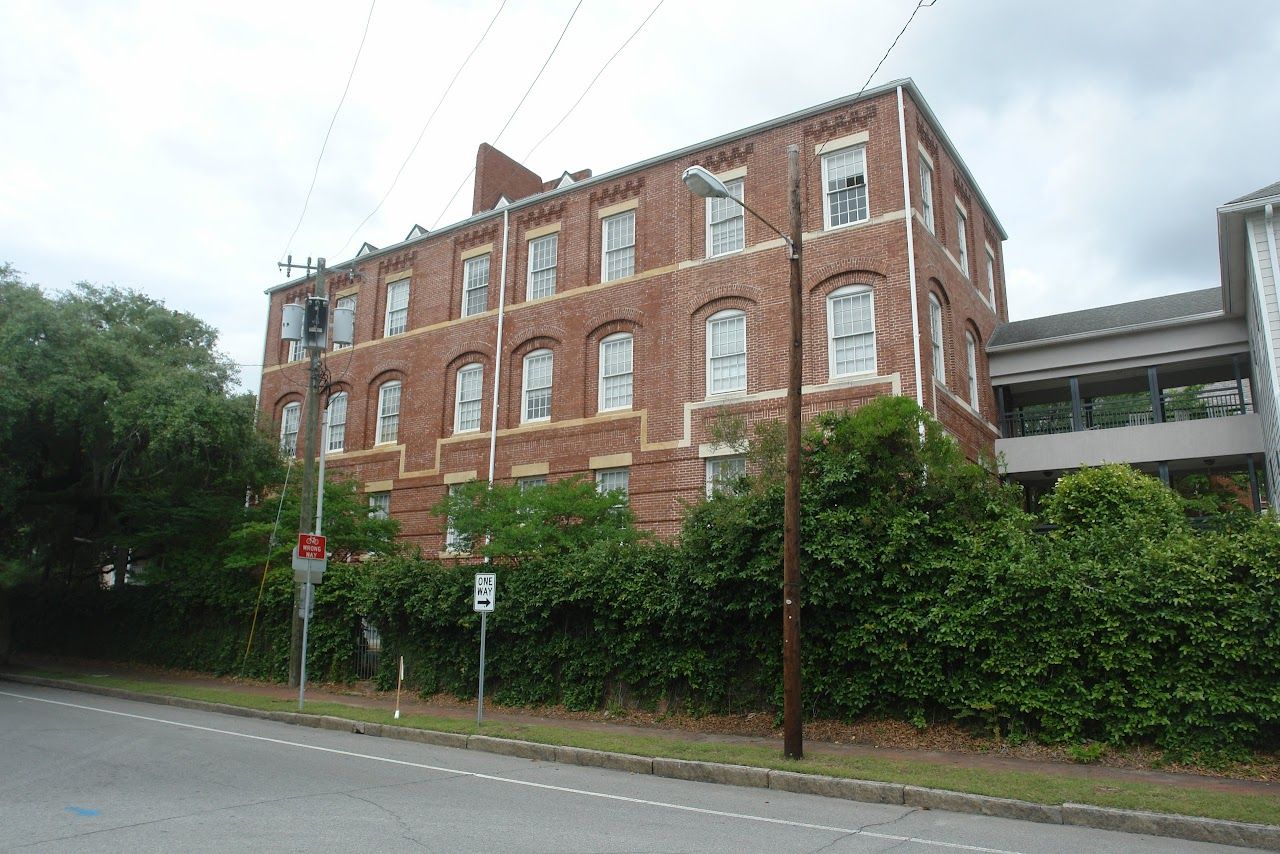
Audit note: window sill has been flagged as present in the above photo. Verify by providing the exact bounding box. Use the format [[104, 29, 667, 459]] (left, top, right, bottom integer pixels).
[[706, 247, 745, 261], [521, 417, 551, 425], [829, 368, 877, 382], [823, 216, 871, 233]]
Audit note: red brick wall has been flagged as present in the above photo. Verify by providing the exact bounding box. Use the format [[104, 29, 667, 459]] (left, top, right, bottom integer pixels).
[[259, 87, 1006, 551]]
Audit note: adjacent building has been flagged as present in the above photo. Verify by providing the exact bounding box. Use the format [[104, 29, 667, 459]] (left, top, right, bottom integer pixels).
[[990, 181, 1280, 509], [259, 79, 1008, 551]]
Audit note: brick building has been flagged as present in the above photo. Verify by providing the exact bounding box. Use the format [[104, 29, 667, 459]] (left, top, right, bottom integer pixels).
[[259, 79, 1008, 552]]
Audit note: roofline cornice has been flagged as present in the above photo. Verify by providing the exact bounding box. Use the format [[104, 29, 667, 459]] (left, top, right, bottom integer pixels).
[[987, 309, 1228, 353], [266, 79, 1007, 295]]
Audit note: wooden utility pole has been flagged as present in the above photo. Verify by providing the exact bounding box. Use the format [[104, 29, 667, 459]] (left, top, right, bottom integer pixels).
[[782, 144, 805, 759], [280, 256, 327, 689]]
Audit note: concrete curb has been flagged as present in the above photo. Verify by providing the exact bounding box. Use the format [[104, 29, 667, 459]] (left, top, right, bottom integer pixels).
[[4, 673, 1278, 851]]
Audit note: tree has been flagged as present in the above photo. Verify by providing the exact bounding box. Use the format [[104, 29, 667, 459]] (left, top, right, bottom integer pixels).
[[0, 264, 280, 587], [434, 477, 641, 566]]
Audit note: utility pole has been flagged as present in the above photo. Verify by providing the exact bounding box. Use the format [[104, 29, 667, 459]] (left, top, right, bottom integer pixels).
[[781, 144, 805, 759], [681, 152, 806, 760], [279, 255, 327, 689]]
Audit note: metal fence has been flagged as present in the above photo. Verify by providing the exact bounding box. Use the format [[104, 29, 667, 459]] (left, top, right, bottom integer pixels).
[[355, 619, 381, 680], [1002, 388, 1248, 438]]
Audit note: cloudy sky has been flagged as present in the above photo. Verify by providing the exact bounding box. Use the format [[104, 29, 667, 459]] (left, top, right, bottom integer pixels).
[[3, 0, 1277, 391]]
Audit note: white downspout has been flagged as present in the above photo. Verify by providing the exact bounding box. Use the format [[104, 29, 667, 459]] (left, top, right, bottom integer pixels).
[[1263, 203, 1280, 494], [487, 208, 510, 485], [896, 86, 926, 417]]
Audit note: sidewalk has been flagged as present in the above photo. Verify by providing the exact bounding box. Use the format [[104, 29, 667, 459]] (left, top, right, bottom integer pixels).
[[7, 653, 1277, 801]]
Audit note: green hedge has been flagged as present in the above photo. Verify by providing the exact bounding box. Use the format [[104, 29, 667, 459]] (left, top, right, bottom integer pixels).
[[11, 560, 366, 683], [12, 400, 1280, 755]]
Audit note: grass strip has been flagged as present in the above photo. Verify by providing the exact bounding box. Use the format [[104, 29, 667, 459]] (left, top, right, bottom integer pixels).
[[28, 672, 1280, 827]]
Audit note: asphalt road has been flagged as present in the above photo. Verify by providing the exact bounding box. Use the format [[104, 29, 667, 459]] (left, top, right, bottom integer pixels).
[[0, 683, 1259, 853]]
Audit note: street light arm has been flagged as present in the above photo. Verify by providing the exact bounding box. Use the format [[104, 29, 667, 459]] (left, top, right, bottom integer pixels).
[[728, 195, 796, 257]]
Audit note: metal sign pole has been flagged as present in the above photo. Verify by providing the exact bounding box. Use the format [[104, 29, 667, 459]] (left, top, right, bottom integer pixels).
[[477, 611, 487, 725], [298, 579, 312, 710]]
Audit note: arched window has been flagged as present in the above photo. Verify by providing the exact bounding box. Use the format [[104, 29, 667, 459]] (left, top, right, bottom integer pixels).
[[706, 310, 746, 395], [375, 380, 401, 444], [454, 363, 483, 433], [826, 285, 875, 378], [279, 402, 300, 455], [965, 332, 979, 408], [599, 333, 634, 411], [929, 294, 946, 384], [326, 392, 348, 452], [522, 349, 553, 423]]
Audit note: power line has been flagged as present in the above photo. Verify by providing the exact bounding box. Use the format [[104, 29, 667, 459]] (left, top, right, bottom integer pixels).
[[430, 0, 585, 229], [524, 0, 665, 162], [332, 0, 510, 260], [858, 0, 937, 97], [280, 0, 378, 262], [808, 0, 938, 171]]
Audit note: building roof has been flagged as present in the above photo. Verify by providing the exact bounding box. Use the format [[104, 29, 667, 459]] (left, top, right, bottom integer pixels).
[[988, 288, 1223, 349], [1226, 180, 1280, 206], [267, 78, 1005, 294]]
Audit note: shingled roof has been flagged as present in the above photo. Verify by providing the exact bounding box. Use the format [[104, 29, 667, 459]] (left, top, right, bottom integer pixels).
[[1227, 180, 1280, 206], [989, 288, 1223, 349]]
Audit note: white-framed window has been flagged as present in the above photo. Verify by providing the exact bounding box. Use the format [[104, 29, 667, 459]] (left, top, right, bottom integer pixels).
[[595, 467, 630, 503], [706, 178, 745, 257], [919, 155, 935, 234], [287, 338, 304, 362], [955, 204, 969, 277], [965, 331, 980, 408], [527, 233, 558, 300], [522, 349, 553, 423], [602, 210, 636, 281], [385, 280, 409, 336], [368, 491, 390, 520], [705, 455, 746, 498], [519, 475, 547, 491], [929, 295, 946, 384], [375, 380, 401, 444], [326, 392, 348, 453], [444, 484, 470, 553], [334, 295, 356, 349], [985, 248, 997, 306], [706, 310, 746, 395], [821, 146, 868, 229], [598, 333, 633, 411], [279, 402, 300, 455], [454, 363, 483, 433], [827, 286, 875, 377], [462, 254, 490, 317]]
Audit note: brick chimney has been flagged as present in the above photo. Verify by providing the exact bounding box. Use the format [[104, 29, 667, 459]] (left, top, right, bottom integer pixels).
[[472, 144, 545, 215]]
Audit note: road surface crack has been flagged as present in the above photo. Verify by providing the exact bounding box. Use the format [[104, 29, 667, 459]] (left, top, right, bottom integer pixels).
[[343, 791, 428, 850], [806, 807, 920, 854]]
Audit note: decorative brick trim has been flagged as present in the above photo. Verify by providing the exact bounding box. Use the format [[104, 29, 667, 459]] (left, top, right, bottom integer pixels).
[[695, 142, 754, 173], [590, 177, 645, 208], [458, 225, 498, 252], [804, 106, 877, 146]]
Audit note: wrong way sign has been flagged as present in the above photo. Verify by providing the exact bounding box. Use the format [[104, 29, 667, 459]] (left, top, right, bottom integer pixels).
[[473, 573, 496, 613], [297, 533, 326, 560]]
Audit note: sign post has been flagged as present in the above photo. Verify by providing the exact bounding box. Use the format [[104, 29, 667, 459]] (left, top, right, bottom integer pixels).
[[292, 533, 327, 710], [473, 572, 496, 725]]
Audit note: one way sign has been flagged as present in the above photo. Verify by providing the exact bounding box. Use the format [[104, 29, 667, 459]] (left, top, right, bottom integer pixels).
[[473, 573, 496, 613]]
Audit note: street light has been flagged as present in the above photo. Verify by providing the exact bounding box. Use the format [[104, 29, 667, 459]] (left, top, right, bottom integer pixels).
[[682, 147, 806, 759]]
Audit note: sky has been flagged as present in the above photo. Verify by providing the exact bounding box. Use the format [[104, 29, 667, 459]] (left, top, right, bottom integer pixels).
[[2, 0, 1278, 392]]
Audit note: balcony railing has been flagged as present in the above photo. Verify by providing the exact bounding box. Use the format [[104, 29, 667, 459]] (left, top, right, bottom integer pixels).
[[1001, 388, 1248, 438]]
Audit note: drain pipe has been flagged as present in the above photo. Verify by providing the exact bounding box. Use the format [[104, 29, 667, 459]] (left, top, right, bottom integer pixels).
[[487, 208, 510, 486], [896, 85, 926, 426], [1264, 203, 1280, 493]]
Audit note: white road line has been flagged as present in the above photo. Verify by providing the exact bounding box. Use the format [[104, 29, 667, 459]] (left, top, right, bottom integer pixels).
[[0, 688, 1025, 854]]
